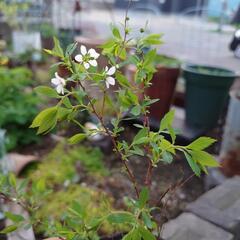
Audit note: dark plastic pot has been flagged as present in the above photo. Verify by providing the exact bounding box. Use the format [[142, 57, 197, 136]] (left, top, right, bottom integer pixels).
[[146, 65, 180, 121], [182, 64, 236, 129]]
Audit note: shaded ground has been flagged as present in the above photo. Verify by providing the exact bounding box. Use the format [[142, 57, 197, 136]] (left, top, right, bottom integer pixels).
[[19, 125, 204, 228]]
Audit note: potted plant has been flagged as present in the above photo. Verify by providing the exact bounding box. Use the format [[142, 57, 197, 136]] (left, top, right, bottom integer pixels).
[[40, 23, 57, 50], [0, 16, 219, 240], [220, 90, 240, 176], [182, 64, 237, 129]]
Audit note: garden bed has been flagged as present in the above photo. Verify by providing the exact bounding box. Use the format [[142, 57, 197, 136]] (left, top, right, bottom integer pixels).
[[16, 124, 204, 239]]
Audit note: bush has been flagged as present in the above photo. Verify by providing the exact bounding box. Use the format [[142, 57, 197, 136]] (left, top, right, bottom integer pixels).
[[0, 67, 39, 150]]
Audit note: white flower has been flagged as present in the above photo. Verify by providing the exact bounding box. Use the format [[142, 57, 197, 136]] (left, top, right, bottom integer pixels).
[[51, 72, 66, 95], [104, 66, 116, 89], [75, 45, 100, 69]]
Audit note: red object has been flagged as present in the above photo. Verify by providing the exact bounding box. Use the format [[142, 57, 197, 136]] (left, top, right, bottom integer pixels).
[[146, 65, 180, 121], [127, 65, 180, 121], [74, 0, 82, 13]]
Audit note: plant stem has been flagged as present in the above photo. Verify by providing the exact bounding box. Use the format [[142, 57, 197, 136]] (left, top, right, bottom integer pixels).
[[77, 80, 140, 198]]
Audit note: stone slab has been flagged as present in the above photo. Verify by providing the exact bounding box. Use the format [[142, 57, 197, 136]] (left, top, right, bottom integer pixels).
[[4, 203, 35, 240], [186, 177, 240, 237], [162, 213, 234, 240]]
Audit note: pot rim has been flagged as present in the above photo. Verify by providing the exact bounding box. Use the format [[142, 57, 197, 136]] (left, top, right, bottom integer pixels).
[[182, 63, 237, 78]]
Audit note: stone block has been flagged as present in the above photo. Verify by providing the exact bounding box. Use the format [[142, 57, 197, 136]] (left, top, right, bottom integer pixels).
[[162, 213, 234, 240], [186, 177, 240, 238]]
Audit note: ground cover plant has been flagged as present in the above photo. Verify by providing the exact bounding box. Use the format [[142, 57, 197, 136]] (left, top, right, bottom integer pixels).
[[0, 67, 40, 150], [0, 4, 219, 239]]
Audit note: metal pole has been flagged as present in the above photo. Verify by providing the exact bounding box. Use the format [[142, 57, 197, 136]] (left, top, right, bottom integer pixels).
[[218, 0, 228, 32]]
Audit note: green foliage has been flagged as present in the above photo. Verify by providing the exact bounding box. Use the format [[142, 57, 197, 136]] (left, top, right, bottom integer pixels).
[[27, 143, 108, 188], [33, 185, 129, 237], [0, 16, 220, 239], [0, 67, 40, 150], [39, 23, 57, 38]]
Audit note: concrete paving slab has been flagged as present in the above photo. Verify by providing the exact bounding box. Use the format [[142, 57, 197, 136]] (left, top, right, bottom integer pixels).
[[186, 177, 240, 238], [162, 212, 234, 240]]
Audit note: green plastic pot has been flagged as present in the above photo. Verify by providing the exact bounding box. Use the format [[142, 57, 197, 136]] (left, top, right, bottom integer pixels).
[[182, 64, 237, 129]]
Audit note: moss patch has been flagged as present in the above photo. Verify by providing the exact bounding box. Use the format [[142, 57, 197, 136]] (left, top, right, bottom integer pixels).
[[34, 184, 128, 236], [27, 143, 108, 188]]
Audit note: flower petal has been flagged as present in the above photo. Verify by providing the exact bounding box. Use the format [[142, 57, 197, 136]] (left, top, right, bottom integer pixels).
[[75, 54, 83, 63], [80, 45, 87, 55], [56, 85, 64, 95], [84, 62, 90, 69], [60, 78, 66, 86], [106, 76, 115, 86], [107, 66, 116, 76], [51, 77, 61, 86], [88, 48, 100, 59], [89, 59, 98, 67], [105, 80, 110, 89]]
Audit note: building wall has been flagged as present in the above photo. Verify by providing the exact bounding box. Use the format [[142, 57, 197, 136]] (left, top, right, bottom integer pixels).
[[160, 0, 205, 13], [207, 0, 240, 17]]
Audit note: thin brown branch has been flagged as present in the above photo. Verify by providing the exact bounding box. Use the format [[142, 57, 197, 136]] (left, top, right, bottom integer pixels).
[[78, 80, 140, 198]]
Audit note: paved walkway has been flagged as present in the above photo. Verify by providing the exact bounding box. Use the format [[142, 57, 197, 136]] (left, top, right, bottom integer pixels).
[[162, 176, 240, 240]]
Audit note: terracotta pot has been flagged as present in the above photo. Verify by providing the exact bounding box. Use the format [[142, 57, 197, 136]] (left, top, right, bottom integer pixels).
[[146, 65, 179, 121], [41, 37, 54, 50], [126, 64, 180, 121]]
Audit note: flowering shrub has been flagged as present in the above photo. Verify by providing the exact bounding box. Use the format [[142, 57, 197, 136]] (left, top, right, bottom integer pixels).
[[0, 16, 219, 239]]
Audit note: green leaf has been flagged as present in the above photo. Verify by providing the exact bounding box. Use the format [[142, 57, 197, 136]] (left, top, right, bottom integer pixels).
[[168, 125, 176, 144], [35, 178, 46, 192], [62, 97, 72, 108], [68, 133, 86, 144], [139, 187, 149, 208], [129, 146, 145, 156], [162, 151, 173, 164], [44, 37, 64, 58], [133, 137, 149, 145], [187, 137, 216, 151], [65, 42, 77, 56], [8, 173, 16, 188], [142, 212, 153, 229], [184, 152, 201, 177], [191, 150, 220, 167], [68, 201, 86, 218], [160, 109, 175, 131], [122, 228, 141, 240], [131, 105, 141, 116], [0, 225, 18, 234], [35, 86, 59, 98], [4, 212, 25, 223], [30, 107, 58, 134], [107, 212, 136, 224], [141, 34, 163, 46], [53, 37, 64, 57], [116, 72, 131, 88], [112, 26, 121, 39], [139, 226, 156, 240], [57, 107, 72, 121], [133, 128, 148, 143]]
